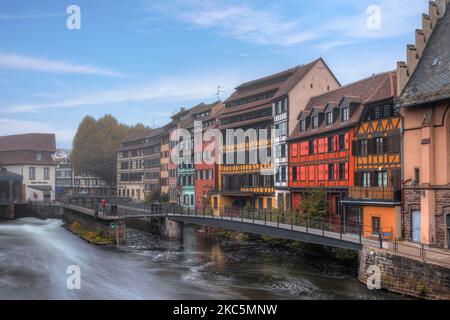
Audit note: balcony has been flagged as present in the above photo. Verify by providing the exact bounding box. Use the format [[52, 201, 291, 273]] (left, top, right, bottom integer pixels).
[[348, 186, 400, 201]]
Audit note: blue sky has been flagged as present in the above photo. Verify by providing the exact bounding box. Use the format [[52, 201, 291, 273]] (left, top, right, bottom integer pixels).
[[0, 0, 429, 148]]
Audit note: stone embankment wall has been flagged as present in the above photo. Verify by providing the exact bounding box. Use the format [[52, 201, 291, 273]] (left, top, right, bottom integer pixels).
[[359, 245, 450, 300], [125, 217, 183, 241]]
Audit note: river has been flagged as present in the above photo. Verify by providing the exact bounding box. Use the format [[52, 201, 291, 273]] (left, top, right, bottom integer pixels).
[[0, 218, 403, 300]]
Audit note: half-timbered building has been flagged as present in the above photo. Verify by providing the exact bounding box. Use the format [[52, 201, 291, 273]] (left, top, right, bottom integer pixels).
[[288, 72, 398, 227]]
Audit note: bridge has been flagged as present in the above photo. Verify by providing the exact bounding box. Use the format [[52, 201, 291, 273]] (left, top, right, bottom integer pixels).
[[60, 202, 387, 251]]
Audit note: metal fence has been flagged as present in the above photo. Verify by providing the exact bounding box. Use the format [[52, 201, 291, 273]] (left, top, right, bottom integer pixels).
[[390, 240, 450, 267]]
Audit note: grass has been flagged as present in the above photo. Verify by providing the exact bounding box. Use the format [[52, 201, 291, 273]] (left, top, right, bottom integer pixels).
[[67, 221, 113, 245]]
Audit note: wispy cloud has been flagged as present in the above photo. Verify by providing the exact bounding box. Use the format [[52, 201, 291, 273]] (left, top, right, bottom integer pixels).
[[0, 53, 124, 77], [141, 0, 426, 49], [144, 0, 316, 46], [0, 118, 75, 144], [2, 73, 239, 113]]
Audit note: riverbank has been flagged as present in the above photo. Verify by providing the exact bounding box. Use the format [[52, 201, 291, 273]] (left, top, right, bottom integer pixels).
[[65, 221, 113, 245]]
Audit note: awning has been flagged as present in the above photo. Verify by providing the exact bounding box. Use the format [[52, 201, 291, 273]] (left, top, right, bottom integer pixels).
[[28, 185, 52, 192]]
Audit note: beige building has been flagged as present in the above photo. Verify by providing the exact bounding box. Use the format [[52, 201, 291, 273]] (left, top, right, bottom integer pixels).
[[117, 130, 152, 201], [397, 0, 450, 248], [0, 133, 56, 201]]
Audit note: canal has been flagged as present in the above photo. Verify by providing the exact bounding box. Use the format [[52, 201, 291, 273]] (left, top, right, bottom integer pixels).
[[0, 218, 403, 299]]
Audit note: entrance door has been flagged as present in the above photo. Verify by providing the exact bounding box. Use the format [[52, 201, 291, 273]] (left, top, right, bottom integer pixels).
[[446, 214, 450, 249], [412, 210, 421, 243]]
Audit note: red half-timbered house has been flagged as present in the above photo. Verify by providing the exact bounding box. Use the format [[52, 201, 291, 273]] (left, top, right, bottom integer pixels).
[[288, 72, 397, 220]]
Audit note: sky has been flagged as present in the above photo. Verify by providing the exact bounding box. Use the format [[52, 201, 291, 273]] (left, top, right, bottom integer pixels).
[[0, 0, 429, 148]]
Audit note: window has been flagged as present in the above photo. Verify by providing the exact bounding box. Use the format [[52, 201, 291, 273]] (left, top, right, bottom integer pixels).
[[29, 167, 36, 180], [281, 166, 287, 182], [44, 167, 50, 180], [300, 120, 306, 132], [328, 164, 335, 180], [292, 167, 297, 181], [326, 112, 333, 126], [341, 107, 349, 122], [362, 172, 371, 187], [280, 144, 286, 158], [376, 171, 388, 187], [359, 139, 368, 155], [339, 163, 346, 180], [312, 116, 318, 129], [328, 137, 334, 152], [375, 137, 384, 154], [414, 168, 420, 184], [267, 198, 272, 210], [372, 217, 381, 235], [36, 153, 42, 161], [214, 197, 218, 209], [308, 140, 315, 155], [258, 198, 264, 209], [339, 134, 346, 150]]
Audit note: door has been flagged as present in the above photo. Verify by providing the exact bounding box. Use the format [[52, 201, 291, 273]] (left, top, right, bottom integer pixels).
[[412, 210, 421, 243]]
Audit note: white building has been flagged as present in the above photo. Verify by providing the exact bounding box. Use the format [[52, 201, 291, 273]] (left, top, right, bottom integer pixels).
[[0, 133, 56, 201]]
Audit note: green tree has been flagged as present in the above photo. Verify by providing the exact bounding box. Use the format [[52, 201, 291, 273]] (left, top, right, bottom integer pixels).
[[300, 188, 329, 219], [71, 115, 148, 187], [145, 190, 161, 204]]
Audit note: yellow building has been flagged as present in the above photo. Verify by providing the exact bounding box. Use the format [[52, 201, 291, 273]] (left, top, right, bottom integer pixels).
[[342, 82, 402, 240]]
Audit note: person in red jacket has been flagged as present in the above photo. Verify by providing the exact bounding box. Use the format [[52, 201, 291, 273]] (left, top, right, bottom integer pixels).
[[101, 199, 107, 208]]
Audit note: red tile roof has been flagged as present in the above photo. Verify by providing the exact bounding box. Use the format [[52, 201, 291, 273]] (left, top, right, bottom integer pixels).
[[0, 133, 56, 152], [289, 71, 397, 141]]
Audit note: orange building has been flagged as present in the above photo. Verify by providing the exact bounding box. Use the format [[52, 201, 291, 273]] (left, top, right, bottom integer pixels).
[[288, 72, 398, 232], [397, 0, 450, 248]]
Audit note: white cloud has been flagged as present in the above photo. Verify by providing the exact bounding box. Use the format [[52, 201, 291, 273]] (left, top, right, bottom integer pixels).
[[2, 73, 239, 113], [143, 0, 427, 49], [0, 53, 124, 77], [323, 0, 427, 39], [145, 0, 316, 46]]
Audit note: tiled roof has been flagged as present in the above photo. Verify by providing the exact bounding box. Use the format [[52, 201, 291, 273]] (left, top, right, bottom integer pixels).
[[121, 129, 153, 143], [397, 8, 450, 107], [289, 71, 397, 141], [0, 133, 56, 153], [220, 58, 334, 119]]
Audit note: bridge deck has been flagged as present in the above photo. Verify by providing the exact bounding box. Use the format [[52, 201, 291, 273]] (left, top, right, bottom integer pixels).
[[61, 203, 383, 250]]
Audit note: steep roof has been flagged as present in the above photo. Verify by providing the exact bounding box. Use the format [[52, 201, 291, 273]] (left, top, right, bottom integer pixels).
[[397, 7, 450, 107], [0, 133, 56, 153], [220, 58, 336, 118], [289, 71, 397, 141], [305, 72, 396, 112]]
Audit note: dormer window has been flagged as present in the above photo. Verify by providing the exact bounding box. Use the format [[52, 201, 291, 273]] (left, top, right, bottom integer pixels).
[[300, 119, 306, 132], [36, 152, 42, 161], [312, 116, 318, 129], [326, 112, 333, 126], [341, 107, 349, 122]]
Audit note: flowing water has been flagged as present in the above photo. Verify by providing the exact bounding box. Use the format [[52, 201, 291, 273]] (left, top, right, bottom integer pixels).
[[0, 218, 403, 300]]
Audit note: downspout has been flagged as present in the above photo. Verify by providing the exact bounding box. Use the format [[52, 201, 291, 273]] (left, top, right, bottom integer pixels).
[[400, 113, 405, 240]]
